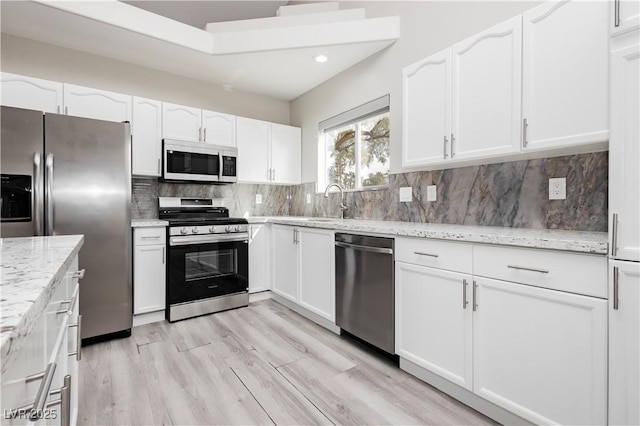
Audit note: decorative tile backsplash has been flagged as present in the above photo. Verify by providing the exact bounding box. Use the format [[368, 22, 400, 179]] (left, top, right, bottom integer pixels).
[[132, 152, 608, 232]]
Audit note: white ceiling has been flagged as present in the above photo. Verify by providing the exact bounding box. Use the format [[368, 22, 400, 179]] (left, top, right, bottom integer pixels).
[[121, 1, 290, 30], [1, 1, 399, 101]]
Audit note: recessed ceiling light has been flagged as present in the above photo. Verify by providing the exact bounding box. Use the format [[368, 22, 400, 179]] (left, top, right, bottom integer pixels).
[[314, 54, 329, 63]]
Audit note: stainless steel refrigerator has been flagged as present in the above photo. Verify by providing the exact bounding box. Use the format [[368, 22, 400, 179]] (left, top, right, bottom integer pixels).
[[1, 106, 133, 341]]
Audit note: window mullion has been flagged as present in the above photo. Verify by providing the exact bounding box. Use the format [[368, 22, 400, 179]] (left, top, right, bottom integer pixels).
[[355, 121, 362, 190]]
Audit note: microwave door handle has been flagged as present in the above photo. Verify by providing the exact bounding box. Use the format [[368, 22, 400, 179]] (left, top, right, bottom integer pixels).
[[219, 153, 223, 179]]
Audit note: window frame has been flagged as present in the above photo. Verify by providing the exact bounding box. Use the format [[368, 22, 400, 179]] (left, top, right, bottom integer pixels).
[[317, 95, 390, 193]]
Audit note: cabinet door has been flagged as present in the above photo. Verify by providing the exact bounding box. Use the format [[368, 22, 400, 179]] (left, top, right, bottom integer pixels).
[[133, 244, 166, 314], [1, 72, 63, 113], [473, 277, 607, 425], [270, 123, 301, 184], [451, 16, 522, 160], [271, 225, 298, 302], [610, 42, 640, 262], [236, 117, 270, 183], [162, 102, 201, 142], [522, 0, 609, 151], [132, 97, 162, 177], [609, 260, 640, 426], [611, 0, 640, 37], [249, 224, 271, 293], [202, 109, 236, 146], [298, 228, 335, 321], [402, 48, 451, 167], [63, 84, 132, 123], [395, 262, 473, 390]]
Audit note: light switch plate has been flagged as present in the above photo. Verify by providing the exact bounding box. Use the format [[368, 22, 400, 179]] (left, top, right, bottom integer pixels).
[[306, 193, 311, 204], [399, 187, 412, 202], [427, 185, 437, 202], [549, 178, 566, 200], [256, 194, 262, 204]]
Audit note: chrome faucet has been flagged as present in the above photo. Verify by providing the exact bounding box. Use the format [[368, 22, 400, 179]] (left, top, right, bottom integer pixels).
[[324, 183, 348, 219]]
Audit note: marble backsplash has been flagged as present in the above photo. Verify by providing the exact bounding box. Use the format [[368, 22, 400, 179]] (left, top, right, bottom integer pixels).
[[132, 152, 608, 232]]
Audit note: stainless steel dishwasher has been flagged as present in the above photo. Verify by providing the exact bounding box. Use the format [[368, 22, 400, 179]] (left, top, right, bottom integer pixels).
[[335, 233, 394, 354]]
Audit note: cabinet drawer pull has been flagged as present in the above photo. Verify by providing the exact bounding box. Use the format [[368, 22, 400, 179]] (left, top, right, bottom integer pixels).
[[472, 281, 478, 311], [46, 375, 71, 426], [72, 269, 85, 279], [451, 134, 456, 157], [462, 279, 468, 309], [443, 135, 448, 159], [68, 315, 82, 361], [414, 251, 439, 258], [141, 235, 161, 239], [522, 118, 528, 147], [613, 267, 620, 310], [507, 265, 549, 274], [612, 213, 619, 257], [25, 362, 57, 420]]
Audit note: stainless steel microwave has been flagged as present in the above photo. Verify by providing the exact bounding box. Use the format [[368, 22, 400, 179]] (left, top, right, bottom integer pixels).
[[162, 139, 237, 183]]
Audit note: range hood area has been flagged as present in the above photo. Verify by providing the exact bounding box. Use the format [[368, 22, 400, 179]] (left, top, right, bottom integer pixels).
[[0, 1, 400, 100]]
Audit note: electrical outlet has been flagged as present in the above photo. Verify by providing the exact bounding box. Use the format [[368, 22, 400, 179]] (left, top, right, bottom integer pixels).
[[399, 187, 412, 202], [306, 193, 311, 204], [426, 185, 437, 202], [549, 178, 566, 200], [255, 194, 262, 205]]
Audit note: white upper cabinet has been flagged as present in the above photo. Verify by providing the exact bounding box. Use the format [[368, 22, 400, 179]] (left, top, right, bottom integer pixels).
[[522, 0, 609, 152], [236, 117, 271, 182], [402, 48, 452, 167], [1, 72, 63, 114], [611, 0, 640, 37], [132, 97, 162, 177], [201, 110, 236, 146], [236, 117, 301, 184], [63, 83, 132, 123], [609, 40, 640, 262], [270, 123, 301, 184], [451, 16, 522, 160], [162, 102, 202, 142]]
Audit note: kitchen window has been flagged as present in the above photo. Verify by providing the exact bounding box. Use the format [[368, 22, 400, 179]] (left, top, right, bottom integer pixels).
[[318, 95, 390, 191]]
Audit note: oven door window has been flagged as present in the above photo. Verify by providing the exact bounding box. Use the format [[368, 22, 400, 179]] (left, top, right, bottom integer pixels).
[[168, 240, 248, 304], [167, 150, 219, 176]]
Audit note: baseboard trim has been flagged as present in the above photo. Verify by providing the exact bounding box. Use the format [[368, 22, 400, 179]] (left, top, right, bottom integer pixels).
[[265, 291, 341, 334], [399, 358, 531, 426], [133, 310, 165, 327], [249, 290, 272, 303]]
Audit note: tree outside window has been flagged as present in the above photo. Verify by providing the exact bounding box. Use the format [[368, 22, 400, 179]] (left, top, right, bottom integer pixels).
[[324, 111, 390, 190]]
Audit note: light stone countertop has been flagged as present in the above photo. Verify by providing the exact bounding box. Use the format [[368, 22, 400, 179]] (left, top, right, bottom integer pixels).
[[131, 219, 169, 228], [1, 235, 84, 371], [249, 217, 608, 255]]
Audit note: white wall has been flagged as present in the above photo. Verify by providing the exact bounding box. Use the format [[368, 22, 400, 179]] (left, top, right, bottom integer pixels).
[[290, 1, 541, 183], [0, 34, 290, 124]]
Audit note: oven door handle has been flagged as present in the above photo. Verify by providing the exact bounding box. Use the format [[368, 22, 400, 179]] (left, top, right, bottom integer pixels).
[[169, 232, 249, 246]]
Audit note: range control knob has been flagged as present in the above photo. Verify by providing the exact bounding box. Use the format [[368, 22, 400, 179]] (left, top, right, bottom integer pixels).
[[192, 227, 199, 234], [209, 226, 216, 233], [180, 227, 188, 235], [225, 225, 234, 233], [235, 225, 242, 232]]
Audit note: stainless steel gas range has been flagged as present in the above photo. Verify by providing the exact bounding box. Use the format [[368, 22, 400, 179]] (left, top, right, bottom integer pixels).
[[159, 197, 249, 322]]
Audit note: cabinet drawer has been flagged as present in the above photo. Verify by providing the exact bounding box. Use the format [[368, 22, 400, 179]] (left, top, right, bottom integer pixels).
[[473, 245, 607, 298], [134, 227, 166, 246], [395, 237, 473, 274]]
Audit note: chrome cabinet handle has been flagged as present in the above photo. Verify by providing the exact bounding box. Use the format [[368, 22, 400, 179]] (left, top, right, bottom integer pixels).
[[157, 158, 161, 175], [64, 106, 68, 115], [523, 118, 529, 148], [414, 251, 439, 258], [162, 247, 165, 264], [615, 0, 621, 27], [507, 264, 549, 274], [451, 134, 456, 157], [443, 135, 448, 159], [204, 127, 207, 142], [612, 213, 619, 257], [72, 269, 85, 279], [198, 127, 202, 142], [28, 362, 57, 420], [56, 106, 61, 114], [613, 267, 620, 310], [141, 235, 161, 239], [68, 315, 82, 361], [47, 375, 71, 426], [462, 279, 468, 309], [472, 281, 478, 311], [45, 153, 54, 235], [33, 153, 43, 236]]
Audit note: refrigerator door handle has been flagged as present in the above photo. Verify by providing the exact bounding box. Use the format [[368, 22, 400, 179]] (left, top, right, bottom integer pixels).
[[46, 153, 54, 235], [33, 153, 44, 236]]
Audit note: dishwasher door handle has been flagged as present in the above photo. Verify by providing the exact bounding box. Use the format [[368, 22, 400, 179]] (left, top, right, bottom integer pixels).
[[335, 241, 393, 255]]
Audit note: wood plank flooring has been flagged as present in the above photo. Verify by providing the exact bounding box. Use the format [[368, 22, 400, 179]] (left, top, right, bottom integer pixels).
[[79, 300, 496, 425]]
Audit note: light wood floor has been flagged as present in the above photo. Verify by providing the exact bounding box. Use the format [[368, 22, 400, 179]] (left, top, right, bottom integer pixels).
[[79, 299, 496, 425]]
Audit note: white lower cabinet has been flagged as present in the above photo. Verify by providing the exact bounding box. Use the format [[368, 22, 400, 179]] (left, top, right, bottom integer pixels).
[[395, 262, 473, 390], [473, 276, 607, 425], [609, 260, 640, 426], [133, 227, 166, 316], [1, 256, 81, 426], [271, 225, 335, 323], [248, 224, 271, 293]]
